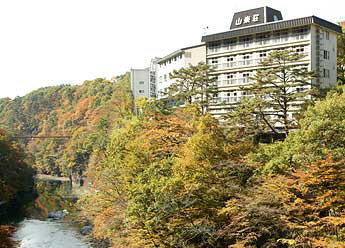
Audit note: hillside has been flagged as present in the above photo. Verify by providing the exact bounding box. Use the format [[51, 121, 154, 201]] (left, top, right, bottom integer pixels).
[[0, 74, 133, 176]]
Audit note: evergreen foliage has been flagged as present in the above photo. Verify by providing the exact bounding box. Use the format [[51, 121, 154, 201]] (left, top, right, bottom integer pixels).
[[166, 62, 218, 114], [338, 25, 345, 85], [227, 50, 315, 135]]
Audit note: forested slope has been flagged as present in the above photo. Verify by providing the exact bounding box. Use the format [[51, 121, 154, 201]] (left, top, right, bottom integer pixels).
[[0, 74, 133, 176], [79, 87, 345, 248], [0, 129, 34, 247]]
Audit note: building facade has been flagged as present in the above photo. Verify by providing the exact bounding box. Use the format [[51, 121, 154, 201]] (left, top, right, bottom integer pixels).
[[130, 58, 160, 100], [130, 6, 342, 126], [130, 68, 150, 100], [155, 44, 206, 99], [201, 7, 342, 118], [130, 45, 205, 102]]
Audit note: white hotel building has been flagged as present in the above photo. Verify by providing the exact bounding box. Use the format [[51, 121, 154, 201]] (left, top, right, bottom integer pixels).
[[155, 44, 205, 99], [130, 45, 205, 101], [131, 6, 342, 120], [202, 6, 342, 117]]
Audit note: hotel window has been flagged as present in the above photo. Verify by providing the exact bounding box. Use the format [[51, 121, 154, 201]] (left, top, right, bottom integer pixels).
[[139, 90, 144, 94], [259, 52, 267, 57], [256, 33, 270, 45], [209, 58, 219, 69], [227, 74, 236, 84], [224, 39, 237, 49], [164, 74, 167, 81], [273, 32, 280, 43], [324, 50, 330, 60], [281, 30, 289, 41], [139, 81, 145, 85], [293, 27, 309, 40], [239, 36, 252, 48], [325, 31, 330, 40], [296, 46, 305, 53], [242, 73, 250, 83], [242, 54, 252, 65], [323, 69, 330, 78], [296, 87, 306, 92], [209, 41, 221, 52]]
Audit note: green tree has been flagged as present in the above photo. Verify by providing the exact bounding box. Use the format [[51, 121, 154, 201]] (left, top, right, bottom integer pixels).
[[79, 107, 256, 248], [337, 25, 345, 85], [240, 50, 315, 135], [251, 86, 345, 173], [0, 129, 34, 202], [167, 62, 218, 114], [224, 97, 273, 140]]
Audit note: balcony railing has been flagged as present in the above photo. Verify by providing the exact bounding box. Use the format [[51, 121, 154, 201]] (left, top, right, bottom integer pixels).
[[216, 78, 250, 87], [209, 53, 308, 70], [211, 95, 252, 104], [207, 32, 309, 54]]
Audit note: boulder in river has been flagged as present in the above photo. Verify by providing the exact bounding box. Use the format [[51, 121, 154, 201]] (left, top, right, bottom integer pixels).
[[80, 225, 93, 235], [48, 210, 69, 220]]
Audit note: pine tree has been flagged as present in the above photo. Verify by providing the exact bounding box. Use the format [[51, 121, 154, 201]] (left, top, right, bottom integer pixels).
[[167, 62, 218, 114], [242, 50, 315, 134], [337, 24, 345, 85]]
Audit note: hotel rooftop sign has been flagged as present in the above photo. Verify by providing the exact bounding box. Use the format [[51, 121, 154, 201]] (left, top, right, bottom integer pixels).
[[230, 7, 283, 29]]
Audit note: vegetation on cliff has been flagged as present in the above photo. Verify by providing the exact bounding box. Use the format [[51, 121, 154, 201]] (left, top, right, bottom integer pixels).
[[0, 74, 133, 177], [78, 87, 345, 248], [1, 57, 345, 247], [0, 129, 33, 203], [0, 129, 34, 248]]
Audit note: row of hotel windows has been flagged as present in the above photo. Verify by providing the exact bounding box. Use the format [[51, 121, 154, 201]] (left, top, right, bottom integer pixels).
[[142, 68, 330, 95], [155, 67, 330, 94], [158, 54, 183, 67], [211, 86, 310, 104], [207, 46, 309, 69], [158, 74, 171, 83], [207, 27, 311, 53]]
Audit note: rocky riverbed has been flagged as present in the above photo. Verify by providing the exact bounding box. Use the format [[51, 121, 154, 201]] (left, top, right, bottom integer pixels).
[[2, 178, 105, 248]]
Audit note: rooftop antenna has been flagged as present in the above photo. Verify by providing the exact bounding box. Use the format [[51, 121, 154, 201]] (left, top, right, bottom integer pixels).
[[202, 26, 210, 35]]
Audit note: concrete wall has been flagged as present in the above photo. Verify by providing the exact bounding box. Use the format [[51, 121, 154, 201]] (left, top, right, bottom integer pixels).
[[310, 24, 338, 88], [156, 45, 206, 99], [156, 52, 185, 98], [184, 45, 206, 66], [131, 68, 150, 100]]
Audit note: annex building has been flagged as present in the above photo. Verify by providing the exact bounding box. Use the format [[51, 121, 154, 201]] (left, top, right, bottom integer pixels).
[[131, 45, 205, 101], [131, 6, 342, 123]]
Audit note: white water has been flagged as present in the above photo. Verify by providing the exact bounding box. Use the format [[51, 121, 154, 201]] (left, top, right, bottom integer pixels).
[[13, 219, 90, 248]]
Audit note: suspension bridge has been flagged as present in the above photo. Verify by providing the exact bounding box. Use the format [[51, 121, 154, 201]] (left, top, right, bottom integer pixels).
[[13, 135, 72, 139]]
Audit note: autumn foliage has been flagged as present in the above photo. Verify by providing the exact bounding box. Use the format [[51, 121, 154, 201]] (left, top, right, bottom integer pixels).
[[0, 74, 133, 176], [79, 86, 345, 247], [2, 69, 345, 247]]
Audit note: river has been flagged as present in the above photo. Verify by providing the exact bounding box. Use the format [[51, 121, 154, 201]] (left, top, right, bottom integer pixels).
[[10, 179, 90, 248]]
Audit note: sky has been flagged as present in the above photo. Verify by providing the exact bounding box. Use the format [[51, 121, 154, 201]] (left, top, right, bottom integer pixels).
[[0, 0, 344, 99]]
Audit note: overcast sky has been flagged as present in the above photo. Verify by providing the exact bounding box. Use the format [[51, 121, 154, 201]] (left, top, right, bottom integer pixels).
[[0, 0, 344, 99]]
